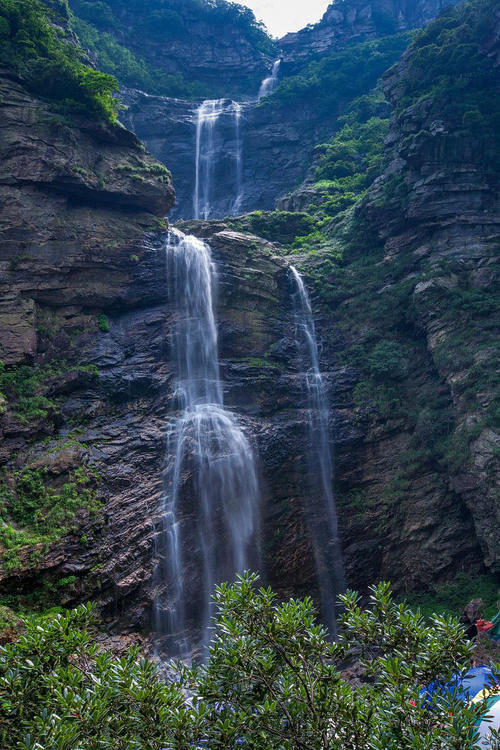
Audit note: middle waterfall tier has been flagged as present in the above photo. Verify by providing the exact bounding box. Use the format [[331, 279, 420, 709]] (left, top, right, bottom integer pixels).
[[154, 229, 260, 657], [193, 99, 243, 220]]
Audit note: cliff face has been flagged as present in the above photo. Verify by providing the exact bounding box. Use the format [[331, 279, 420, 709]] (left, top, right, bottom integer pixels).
[[353, 8, 500, 576], [280, 0, 458, 69], [291, 0, 500, 590], [0, 69, 176, 625]]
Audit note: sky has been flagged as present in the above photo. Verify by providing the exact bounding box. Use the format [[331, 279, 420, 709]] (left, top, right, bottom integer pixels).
[[242, 0, 331, 38]]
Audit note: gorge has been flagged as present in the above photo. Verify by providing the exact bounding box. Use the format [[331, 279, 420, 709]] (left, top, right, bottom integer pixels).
[[0, 0, 498, 670]]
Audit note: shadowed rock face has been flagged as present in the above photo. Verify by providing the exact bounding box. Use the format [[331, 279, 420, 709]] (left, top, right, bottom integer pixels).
[[120, 90, 328, 221], [351, 24, 500, 577], [69, 0, 275, 99], [0, 70, 176, 627]]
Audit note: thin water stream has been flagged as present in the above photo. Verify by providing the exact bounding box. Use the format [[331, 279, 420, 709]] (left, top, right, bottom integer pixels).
[[290, 266, 346, 634]]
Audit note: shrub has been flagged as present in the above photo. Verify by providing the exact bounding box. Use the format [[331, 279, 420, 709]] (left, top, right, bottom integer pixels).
[[0, 576, 490, 748], [97, 313, 110, 332]]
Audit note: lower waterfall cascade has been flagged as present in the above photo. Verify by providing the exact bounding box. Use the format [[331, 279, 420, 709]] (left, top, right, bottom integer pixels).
[[154, 229, 260, 656], [290, 266, 346, 635]]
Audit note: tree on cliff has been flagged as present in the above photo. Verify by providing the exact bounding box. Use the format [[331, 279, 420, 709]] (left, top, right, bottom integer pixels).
[[1, 574, 495, 749]]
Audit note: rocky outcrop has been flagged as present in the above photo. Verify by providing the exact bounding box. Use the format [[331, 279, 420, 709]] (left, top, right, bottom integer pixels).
[[280, 0, 458, 70]]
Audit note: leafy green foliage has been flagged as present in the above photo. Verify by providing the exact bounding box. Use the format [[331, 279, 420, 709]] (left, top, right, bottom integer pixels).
[[1, 576, 494, 749], [0, 0, 118, 120], [0, 604, 195, 749]]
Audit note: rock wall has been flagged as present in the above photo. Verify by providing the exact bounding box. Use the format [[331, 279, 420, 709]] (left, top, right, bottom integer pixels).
[[291, 4, 500, 591], [353, 13, 500, 577]]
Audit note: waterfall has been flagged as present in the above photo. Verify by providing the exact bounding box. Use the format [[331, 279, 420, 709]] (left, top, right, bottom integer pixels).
[[232, 102, 243, 215], [290, 266, 345, 635], [193, 99, 244, 220], [258, 59, 281, 100], [154, 229, 260, 656]]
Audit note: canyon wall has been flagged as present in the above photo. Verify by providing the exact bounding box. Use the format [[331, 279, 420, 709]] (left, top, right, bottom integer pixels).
[[0, 0, 498, 638]]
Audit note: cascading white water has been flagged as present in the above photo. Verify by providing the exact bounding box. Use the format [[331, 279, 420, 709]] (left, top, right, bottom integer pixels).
[[232, 102, 243, 215], [154, 229, 260, 656], [258, 59, 281, 100], [193, 99, 244, 220], [290, 266, 346, 635]]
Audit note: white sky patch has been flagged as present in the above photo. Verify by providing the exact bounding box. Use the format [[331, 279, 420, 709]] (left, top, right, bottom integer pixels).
[[242, 0, 331, 38]]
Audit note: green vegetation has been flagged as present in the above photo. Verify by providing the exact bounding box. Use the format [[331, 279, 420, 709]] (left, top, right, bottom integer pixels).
[[283, 87, 393, 249], [0, 362, 57, 424], [0, 575, 491, 748], [395, 0, 500, 140], [69, 0, 275, 97], [0, 464, 101, 570], [97, 313, 110, 332], [264, 34, 410, 115], [0, 360, 98, 424], [401, 573, 500, 621], [227, 209, 316, 245], [0, 0, 118, 121], [0, 604, 22, 636]]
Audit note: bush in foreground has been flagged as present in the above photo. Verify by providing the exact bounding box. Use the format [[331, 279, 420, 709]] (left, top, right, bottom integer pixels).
[[0, 575, 496, 748]]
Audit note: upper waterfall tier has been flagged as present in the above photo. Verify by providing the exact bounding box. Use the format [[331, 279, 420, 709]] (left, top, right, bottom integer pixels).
[[193, 100, 243, 221]]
